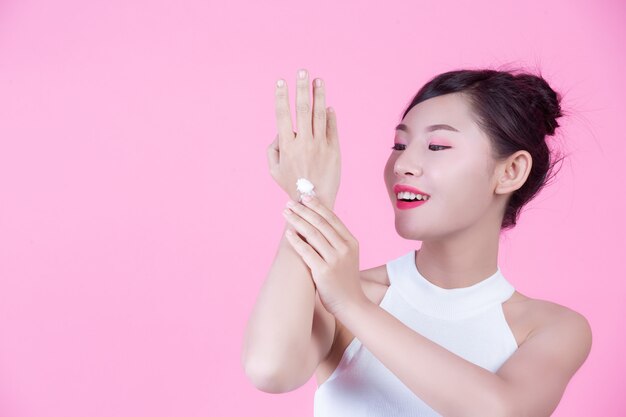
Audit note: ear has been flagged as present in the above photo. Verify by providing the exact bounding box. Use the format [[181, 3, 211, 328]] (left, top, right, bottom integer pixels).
[[494, 150, 532, 195]]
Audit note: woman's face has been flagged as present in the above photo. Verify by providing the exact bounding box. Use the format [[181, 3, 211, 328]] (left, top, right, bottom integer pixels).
[[383, 92, 502, 241]]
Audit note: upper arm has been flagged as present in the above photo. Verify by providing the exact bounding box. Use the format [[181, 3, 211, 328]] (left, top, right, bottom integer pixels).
[[495, 308, 593, 416]]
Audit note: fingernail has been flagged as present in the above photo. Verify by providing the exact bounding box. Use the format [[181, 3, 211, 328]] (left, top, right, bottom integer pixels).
[[276, 79, 284, 88], [286, 200, 296, 208], [315, 78, 322, 87], [298, 69, 307, 79]]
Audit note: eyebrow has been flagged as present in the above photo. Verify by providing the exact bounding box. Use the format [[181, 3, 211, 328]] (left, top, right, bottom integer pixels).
[[395, 123, 460, 133]]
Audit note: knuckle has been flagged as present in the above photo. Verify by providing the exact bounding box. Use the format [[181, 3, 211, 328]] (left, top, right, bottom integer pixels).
[[298, 217, 312, 230], [336, 243, 349, 256], [313, 109, 326, 120], [275, 107, 290, 119], [296, 103, 310, 113], [297, 85, 309, 95], [326, 254, 339, 267], [309, 214, 324, 228]]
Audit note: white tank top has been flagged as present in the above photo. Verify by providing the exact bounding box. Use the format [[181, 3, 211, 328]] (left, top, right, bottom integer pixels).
[[314, 249, 518, 416]]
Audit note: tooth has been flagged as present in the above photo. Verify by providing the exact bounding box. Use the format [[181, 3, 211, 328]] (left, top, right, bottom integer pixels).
[[397, 191, 430, 200]]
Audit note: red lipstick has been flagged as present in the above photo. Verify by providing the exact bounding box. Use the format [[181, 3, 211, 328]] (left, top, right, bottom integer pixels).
[[393, 183, 430, 210], [393, 184, 430, 196]]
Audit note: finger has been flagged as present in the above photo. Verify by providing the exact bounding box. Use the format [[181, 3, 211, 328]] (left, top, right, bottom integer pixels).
[[326, 107, 339, 147], [312, 78, 326, 140], [283, 206, 336, 262], [284, 228, 325, 274], [275, 78, 295, 147], [295, 68, 312, 138], [288, 196, 353, 251], [267, 134, 279, 172]]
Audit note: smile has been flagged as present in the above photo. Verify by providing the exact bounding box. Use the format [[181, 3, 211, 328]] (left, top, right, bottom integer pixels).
[[396, 198, 428, 210]]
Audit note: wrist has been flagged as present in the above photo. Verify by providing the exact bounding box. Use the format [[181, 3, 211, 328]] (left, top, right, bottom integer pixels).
[[334, 294, 373, 327]]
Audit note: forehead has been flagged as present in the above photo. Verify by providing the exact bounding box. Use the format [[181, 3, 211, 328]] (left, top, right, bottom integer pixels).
[[401, 92, 478, 134]]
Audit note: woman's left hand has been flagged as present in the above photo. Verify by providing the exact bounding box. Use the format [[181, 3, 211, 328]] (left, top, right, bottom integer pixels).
[[282, 194, 368, 317]]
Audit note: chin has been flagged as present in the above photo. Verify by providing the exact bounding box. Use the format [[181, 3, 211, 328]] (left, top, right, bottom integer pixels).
[[395, 215, 460, 242], [394, 221, 429, 241]]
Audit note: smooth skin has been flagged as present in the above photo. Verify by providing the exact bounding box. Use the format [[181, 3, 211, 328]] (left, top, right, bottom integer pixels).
[[277, 69, 592, 416], [241, 68, 344, 393], [268, 69, 341, 209]]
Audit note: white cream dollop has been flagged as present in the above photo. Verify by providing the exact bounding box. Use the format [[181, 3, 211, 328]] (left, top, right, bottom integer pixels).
[[296, 178, 316, 195]]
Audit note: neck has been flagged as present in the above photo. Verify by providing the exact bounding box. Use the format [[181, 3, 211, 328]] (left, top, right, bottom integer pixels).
[[415, 214, 502, 290]]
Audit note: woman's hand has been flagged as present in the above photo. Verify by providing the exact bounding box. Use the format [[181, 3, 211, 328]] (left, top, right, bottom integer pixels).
[[281, 194, 368, 317], [267, 69, 341, 209]]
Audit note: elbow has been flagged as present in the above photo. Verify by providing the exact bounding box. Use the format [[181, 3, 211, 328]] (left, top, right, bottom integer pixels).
[[243, 360, 283, 393], [240, 344, 283, 392], [243, 359, 300, 394]]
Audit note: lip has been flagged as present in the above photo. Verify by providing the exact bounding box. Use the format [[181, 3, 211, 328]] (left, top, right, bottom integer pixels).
[[393, 183, 430, 210], [393, 183, 430, 196], [396, 198, 427, 209]]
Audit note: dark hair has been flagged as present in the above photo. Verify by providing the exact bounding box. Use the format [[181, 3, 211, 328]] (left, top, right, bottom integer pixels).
[[401, 66, 567, 231]]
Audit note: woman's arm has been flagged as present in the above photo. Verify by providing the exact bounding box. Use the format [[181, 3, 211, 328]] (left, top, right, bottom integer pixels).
[[241, 222, 335, 392], [280, 193, 591, 415], [334, 298, 592, 417], [243, 68, 343, 392]]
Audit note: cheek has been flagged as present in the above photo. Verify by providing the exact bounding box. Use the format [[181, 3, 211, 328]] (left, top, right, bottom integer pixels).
[[435, 158, 490, 206], [451, 164, 494, 214]]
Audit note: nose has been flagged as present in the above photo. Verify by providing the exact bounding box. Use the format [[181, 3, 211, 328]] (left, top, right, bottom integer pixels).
[[394, 153, 423, 177]]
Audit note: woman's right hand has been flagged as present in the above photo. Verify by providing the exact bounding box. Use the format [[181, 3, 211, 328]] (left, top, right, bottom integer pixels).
[[267, 69, 341, 209]]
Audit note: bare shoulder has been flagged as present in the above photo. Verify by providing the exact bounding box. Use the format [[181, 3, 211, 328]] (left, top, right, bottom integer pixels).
[[541, 299, 591, 335], [495, 295, 592, 414], [358, 264, 592, 347], [515, 293, 592, 347], [360, 263, 390, 286], [357, 264, 391, 306]]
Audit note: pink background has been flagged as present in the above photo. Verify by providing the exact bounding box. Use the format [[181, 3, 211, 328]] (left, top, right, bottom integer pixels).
[[0, 0, 624, 416]]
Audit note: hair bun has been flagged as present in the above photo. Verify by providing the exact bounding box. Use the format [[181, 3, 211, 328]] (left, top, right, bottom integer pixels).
[[514, 74, 563, 136]]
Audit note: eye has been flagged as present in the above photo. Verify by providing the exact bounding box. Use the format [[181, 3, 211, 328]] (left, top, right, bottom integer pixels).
[[390, 144, 450, 151]]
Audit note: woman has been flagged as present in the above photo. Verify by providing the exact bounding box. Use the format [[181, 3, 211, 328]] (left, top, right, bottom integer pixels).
[[242, 67, 592, 416]]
